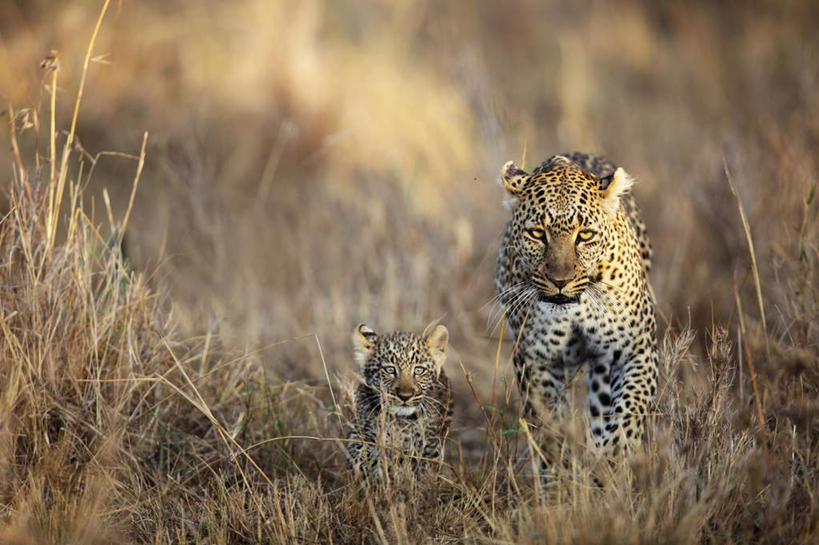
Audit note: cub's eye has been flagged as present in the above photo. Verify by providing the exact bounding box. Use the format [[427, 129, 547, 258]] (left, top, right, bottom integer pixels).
[[576, 230, 596, 243], [382, 366, 397, 375], [525, 228, 546, 241], [413, 366, 427, 377]]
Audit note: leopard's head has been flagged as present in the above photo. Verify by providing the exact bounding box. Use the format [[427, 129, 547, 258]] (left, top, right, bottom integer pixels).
[[353, 324, 448, 416], [500, 155, 633, 304]]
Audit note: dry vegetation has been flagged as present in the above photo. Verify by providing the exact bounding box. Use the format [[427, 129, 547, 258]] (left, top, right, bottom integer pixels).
[[1, 1, 817, 543]]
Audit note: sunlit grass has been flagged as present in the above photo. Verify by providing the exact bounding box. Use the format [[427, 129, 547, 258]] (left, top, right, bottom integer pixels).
[[1, 1, 817, 543]]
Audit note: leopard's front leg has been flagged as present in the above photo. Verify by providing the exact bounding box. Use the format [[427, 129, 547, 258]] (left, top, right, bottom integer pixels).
[[597, 335, 658, 454], [514, 348, 571, 422]]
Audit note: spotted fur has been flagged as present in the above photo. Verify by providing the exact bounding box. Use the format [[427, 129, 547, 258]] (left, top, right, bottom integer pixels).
[[346, 324, 452, 475], [495, 152, 658, 453]]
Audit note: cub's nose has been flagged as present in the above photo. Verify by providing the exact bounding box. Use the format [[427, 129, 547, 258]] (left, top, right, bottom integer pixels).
[[396, 391, 413, 402]]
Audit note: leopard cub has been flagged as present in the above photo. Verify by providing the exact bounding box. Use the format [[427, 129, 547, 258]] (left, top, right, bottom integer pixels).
[[345, 323, 452, 476]]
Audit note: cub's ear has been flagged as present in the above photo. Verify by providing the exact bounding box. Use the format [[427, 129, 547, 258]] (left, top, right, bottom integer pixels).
[[353, 323, 377, 367], [500, 161, 531, 196], [599, 167, 634, 216], [424, 324, 449, 373]]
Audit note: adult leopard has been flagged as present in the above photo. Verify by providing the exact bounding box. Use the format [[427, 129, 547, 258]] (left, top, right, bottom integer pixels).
[[495, 152, 657, 453]]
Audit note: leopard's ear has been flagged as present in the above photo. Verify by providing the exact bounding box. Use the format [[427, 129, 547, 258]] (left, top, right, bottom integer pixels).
[[544, 154, 573, 168], [599, 167, 634, 216], [353, 324, 377, 367], [500, 161, 531, 196], [424, 324, 449, 374]]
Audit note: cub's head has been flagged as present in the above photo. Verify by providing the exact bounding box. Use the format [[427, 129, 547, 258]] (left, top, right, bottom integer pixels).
[[353, 324, 448, 416], [500, 155, 633, 304]]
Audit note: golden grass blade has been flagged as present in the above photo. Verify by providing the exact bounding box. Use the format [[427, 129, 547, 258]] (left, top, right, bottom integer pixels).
[[733, 277, 765, 428], [505, 307, 530, 405], [48, 0, 111, 252], [491, 318, 504, 409], [118, 131, 148, 246], [7, 103, 25, 182], [316, 332, 343, 427], [723, 155, 769, 357], [48, 53, 58, 186]]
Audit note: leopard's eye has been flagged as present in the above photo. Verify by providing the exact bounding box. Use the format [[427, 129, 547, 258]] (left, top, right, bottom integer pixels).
[[382, 366, 397, 376], [525, 228, 546, 241], [576, 229, 595, 243], [413, 366, 427, 377]]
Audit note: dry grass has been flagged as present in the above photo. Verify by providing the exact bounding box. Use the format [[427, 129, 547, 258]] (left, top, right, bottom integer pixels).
[[1, 1, 818, 543]]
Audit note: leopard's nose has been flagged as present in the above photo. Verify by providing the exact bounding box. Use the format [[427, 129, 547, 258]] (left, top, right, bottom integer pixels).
[[396, 391, 413, 402], [548, 275, 571, 289]]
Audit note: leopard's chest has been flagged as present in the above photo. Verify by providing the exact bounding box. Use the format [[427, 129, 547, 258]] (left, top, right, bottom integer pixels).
[[518, 293, 630, 365], [382, 416, 427, 453]]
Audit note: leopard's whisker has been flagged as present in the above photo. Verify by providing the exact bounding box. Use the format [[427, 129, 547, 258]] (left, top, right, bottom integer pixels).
[[496, 283, 532, 309], [588, 283, 628, 316], [483, 281, 527, 310], [583, 287, 604, 314], [492, 285, 534, 333], [488, 282, 532, 328], [483, 282, 529, 330], [587, 284, 617, 316], [495, 286, 537, 334]]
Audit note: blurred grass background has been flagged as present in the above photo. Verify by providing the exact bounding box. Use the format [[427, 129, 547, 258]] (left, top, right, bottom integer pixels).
[[1, 1, 817, 543]]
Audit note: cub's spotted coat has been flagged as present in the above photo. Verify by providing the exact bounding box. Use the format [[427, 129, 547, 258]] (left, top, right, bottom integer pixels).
[[346, 324, 452, 475], [495, 152, 658, 453]]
